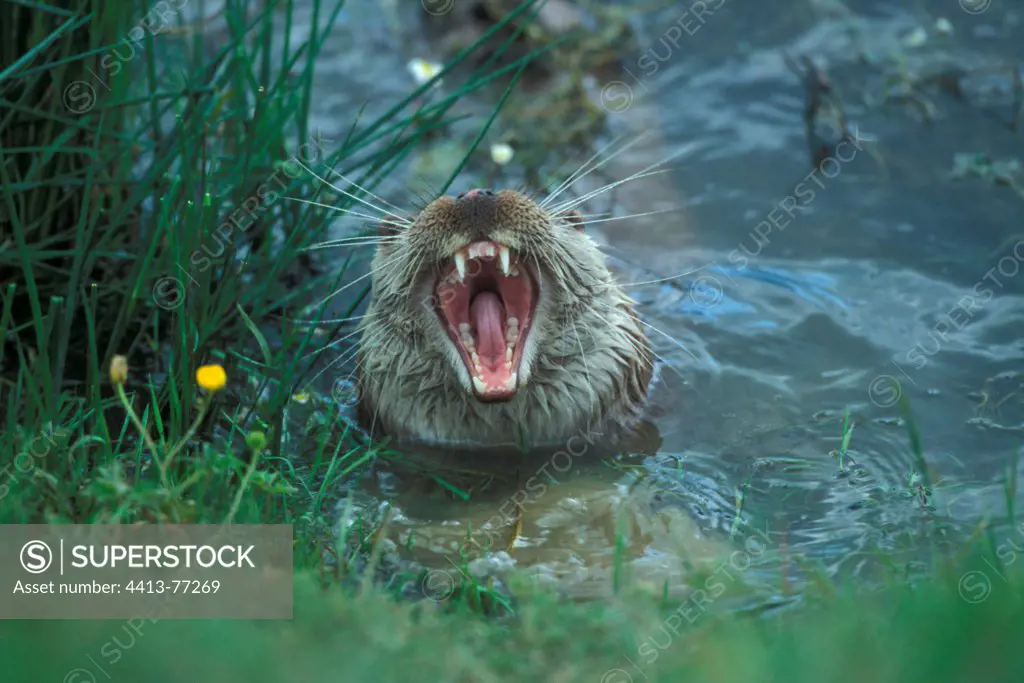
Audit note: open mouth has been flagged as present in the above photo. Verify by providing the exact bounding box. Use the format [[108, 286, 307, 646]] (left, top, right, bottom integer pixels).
[[435, 240, 537, 401]]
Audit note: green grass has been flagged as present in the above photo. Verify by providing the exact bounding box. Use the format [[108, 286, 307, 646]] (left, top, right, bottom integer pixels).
[[3, 1, 1024, 680]]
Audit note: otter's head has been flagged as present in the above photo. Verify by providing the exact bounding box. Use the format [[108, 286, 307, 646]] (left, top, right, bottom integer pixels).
[[367, 188, 616, 403]]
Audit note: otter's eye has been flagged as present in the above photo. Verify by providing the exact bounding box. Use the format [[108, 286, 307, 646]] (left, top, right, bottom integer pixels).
[[377, 217, 405, 238], [563, 209, 585, 232]]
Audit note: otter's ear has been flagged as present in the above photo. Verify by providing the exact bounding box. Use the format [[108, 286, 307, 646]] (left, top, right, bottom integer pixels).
[[564, 209, 585, 232]]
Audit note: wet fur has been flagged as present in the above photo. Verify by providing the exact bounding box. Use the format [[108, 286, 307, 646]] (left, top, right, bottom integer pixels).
[[355, 190, 653, 447]]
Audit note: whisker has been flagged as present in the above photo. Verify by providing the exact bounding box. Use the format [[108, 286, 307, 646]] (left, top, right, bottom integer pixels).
[[284, 197, 413, 226], [327, 167, 411, 217], [306, 234, 401, 243], [314, 252, 407, 308], [305, 342, 362, 387], [409, 186, 438, 211], [540, 135, 624, 205], [575, 299, 644, 355], [580, 300, 684, 381], [303, 239, 400, 252], [576, 207, 683, 227], [305, 320, 403, 395], [551, 170, 669, 214], [568, 211, 614, 220], [570, 320, 591, 387], [305, 320, 396, 383], [550, 168, 673, 215], [540, 132, 651, 209], [294, 159, 408, 224], [305, 237, 401, 246], [282, 312, 373, 326], [307, 233, 401, 242], [618, 264, 714, 288], [301, 324, 365, 360], [636, 317, 699, 364], [549, 139, 709, 215]]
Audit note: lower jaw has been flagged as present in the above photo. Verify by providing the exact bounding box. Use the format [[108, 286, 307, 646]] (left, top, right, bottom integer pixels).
[[462, 362, 522, 402], [446, 323, 530, 402], [474, 389, 516, 403], [452, 346, 527, 402]]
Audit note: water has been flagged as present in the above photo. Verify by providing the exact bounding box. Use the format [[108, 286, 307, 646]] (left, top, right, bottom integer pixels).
[[285, 0, 1024, 607]]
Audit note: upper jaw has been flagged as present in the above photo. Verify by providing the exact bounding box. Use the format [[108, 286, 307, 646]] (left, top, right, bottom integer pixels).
[[433, 239, 538, 402], [450, 240, 514, 279]]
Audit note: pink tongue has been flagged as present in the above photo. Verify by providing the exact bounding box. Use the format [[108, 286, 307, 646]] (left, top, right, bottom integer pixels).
[[470, 292, 505, 363]]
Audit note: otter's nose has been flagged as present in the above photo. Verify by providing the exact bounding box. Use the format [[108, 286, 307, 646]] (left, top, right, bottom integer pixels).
[[456, 188, 495, 201], [454, 188, 498, 239]]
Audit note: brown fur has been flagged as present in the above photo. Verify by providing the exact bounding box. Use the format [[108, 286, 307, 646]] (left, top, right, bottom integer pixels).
[[354, 189, 654, 447]]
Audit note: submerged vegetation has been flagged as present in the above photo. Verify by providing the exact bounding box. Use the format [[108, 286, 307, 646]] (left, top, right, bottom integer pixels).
[[2, 0, 1024, 680]]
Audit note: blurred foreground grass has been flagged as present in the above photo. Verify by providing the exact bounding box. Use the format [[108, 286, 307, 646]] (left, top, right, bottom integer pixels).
[[3, 558, 1022, 682], [1, 0, 1023, 680]]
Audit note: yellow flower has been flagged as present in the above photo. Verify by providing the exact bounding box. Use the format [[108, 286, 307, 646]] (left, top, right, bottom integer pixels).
[[196, 364, 227, 392], [109, 355, 129, 384]]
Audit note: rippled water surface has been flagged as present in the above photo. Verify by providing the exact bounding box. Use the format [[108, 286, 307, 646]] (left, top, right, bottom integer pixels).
[[284, 0, 1024, 606]]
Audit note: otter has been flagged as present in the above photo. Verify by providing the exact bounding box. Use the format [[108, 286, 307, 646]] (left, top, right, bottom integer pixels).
[[354, 188, 654, 447]]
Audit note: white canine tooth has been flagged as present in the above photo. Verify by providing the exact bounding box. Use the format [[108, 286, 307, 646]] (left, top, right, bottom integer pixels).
[[505, 372, 517, 390], [499, 245, 510, 275], [472, 376, 487, 394], [507, 317, 519, 329], [459, 322, 471, 334], [454, 252, 467, 281], [505, 347, 512, 362]]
